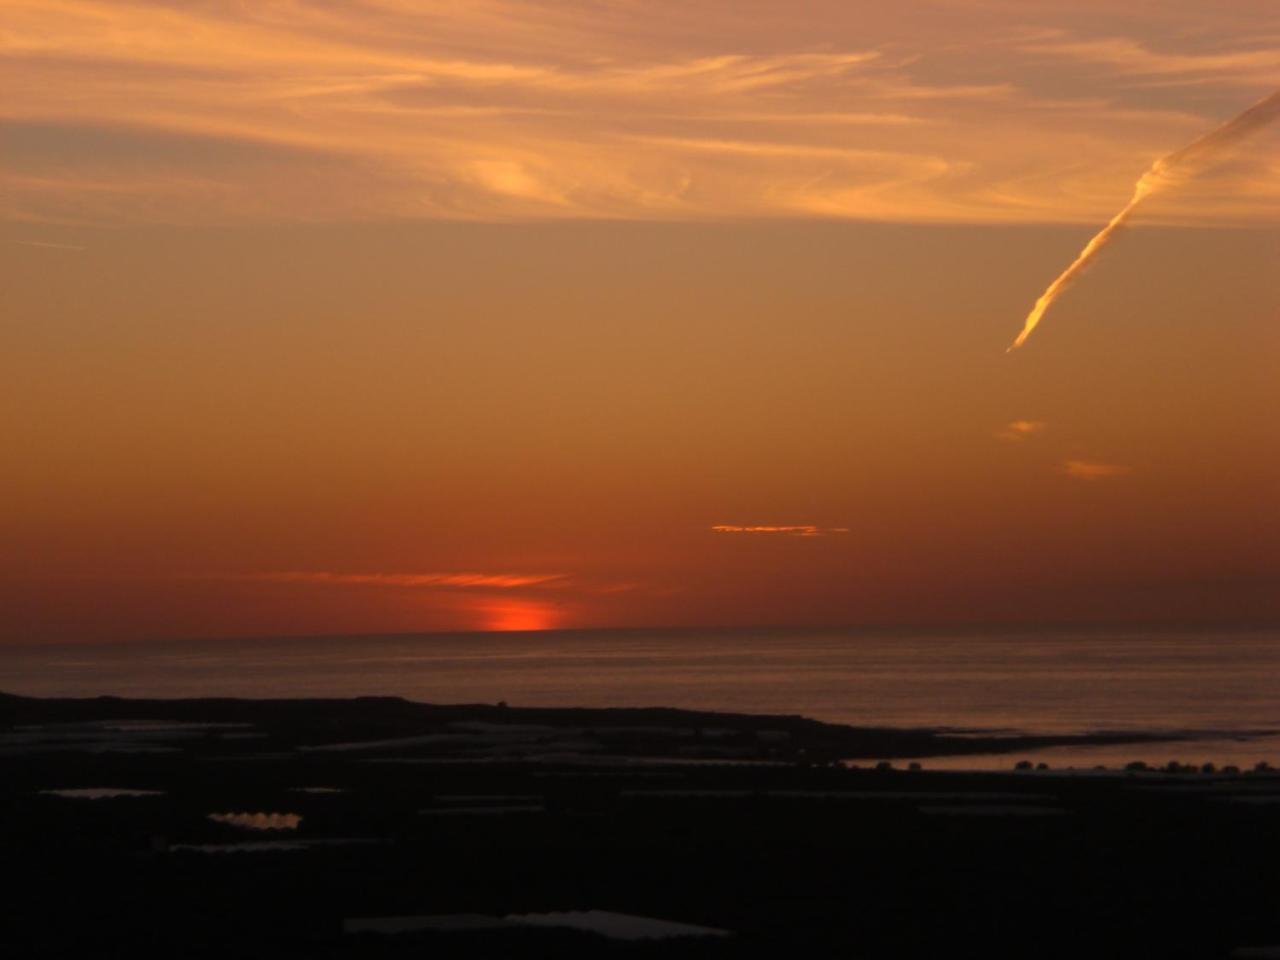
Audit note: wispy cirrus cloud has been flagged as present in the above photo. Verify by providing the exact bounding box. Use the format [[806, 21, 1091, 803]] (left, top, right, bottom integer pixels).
[[1022, 34, 1280, 86], [1061, 460, 1132, 480], [712, 525, 849, 538], [4, 1, 1278, 225]]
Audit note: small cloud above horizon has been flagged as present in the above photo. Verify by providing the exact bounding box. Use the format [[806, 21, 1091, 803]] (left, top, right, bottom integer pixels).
[[998, 419, 1047, 441], [711, 525, 849, 538], [237, 571, 567, 589], [1061, 460, 1132, 480], [9, 238, 86, 251]]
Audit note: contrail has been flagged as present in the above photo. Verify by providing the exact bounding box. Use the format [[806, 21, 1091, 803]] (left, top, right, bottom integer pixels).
[[1008, 88, 1280, 352]]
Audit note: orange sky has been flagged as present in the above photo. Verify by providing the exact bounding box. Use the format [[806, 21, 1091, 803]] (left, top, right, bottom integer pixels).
[[2, 1, 1278, 640]]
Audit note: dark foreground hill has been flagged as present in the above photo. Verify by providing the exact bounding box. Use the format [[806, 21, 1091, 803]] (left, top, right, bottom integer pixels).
[[2, 692, 1277, 959]]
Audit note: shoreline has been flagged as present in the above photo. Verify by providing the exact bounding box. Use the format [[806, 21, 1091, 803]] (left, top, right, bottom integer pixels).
[[1, 690, 1206, 765], [4, 690, 1278, 958]]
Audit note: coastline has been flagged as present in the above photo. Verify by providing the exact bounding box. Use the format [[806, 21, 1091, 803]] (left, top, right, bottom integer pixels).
[[4, 691, 1279, 958], [0, 691, 1195, 766]]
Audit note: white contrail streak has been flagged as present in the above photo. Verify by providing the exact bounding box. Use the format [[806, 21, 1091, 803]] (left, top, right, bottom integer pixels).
[[1008, 89, 1280, 352]]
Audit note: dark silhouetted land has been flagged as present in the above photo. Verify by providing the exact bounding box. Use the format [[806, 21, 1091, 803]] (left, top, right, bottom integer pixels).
[[3, 692, 1278, 958]]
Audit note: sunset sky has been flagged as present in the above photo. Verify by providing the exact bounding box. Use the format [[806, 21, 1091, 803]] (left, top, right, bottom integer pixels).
[[3, 0, 1278, 641]]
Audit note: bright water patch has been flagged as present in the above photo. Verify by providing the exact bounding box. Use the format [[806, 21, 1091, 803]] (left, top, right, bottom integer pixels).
[[41, 787, 163, 799], [208, 811, 301, 831]]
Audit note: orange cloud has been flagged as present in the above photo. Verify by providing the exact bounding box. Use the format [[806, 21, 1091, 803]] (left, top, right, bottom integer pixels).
[[998, 419, 1047, 441], [711, 525, 849, 538], [1023, 34, 1280, 86], [7, 2, 1279, 226], [8, 238, 86, 251], [1061, 460, 1132, 480], [240, 571, 566, 589]]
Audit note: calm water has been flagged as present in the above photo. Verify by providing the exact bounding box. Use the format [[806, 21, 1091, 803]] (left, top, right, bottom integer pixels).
[[3, 627, 1277, 767]]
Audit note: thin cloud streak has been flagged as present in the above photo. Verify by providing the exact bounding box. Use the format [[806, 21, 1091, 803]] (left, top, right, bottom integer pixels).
[[1024, 35, 1280, 85], [8, 238, 86, 250], [238, 571, 567, 589], [712, 525, 849, 538], [1061, 460, 1132, 480]]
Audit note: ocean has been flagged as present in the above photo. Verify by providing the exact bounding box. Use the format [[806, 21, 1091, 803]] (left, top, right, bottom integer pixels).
[[3, 626, 1277, 769]]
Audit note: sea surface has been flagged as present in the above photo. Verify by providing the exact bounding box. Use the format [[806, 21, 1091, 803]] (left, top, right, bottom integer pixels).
[[2, 627, 1277, 769]]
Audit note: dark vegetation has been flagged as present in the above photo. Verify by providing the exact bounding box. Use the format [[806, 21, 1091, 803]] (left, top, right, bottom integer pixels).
[[3, 692, 1278, 958]]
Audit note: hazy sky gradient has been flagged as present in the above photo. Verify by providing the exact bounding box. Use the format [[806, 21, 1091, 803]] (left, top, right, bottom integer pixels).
[[3, 2, 1278, 640]]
